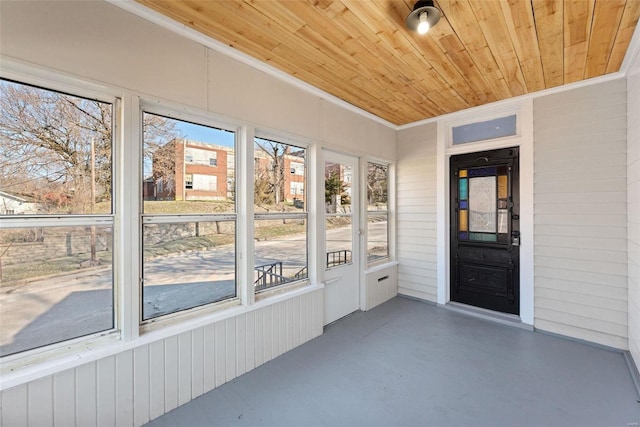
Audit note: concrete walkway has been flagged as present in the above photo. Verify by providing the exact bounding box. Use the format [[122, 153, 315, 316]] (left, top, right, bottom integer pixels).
[[145, 297, 640, 427]]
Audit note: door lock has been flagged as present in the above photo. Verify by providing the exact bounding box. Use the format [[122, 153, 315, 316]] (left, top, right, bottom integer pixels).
[[512, 231, 520, 247]]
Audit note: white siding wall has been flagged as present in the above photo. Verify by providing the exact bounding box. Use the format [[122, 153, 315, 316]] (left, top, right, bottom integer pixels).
[[0, 289, 324, 426], [396, 123, 438, 301], [627, 67, 640, 371], [533, 80, 628, 349]]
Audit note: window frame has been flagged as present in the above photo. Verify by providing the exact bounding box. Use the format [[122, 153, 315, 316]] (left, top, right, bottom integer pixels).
[[253, 134, 310, 296], [365, 160, 391, 265], [0, 75, 120, 360], [139, 107, 240, 326]]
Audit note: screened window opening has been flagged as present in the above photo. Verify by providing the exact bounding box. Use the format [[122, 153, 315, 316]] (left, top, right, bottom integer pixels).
[[254, 137, 308, 291], [366, 162, 389, 263], [0, 79, 115, 356], [142, 112, 237, 320]]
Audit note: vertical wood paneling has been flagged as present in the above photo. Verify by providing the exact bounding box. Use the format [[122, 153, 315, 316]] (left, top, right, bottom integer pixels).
[[396, 123, 438, 302], [225, 318, 237, 382], [133, 345, 151, 426], [163, 336, 179, 412], [627, 67, 640, 372], [245, 311, 256, 371], [533, 79, 628, 349], [115, 350, 134, 427], [263, 304, 273, 362], [148, 340, 165, 420], [28, 376, 53, 426], [53, 369, 76, 426], [254, 308, 265, 367], [96, 356, 116, 427], [0, 289, 324, 427], [75, 362, 97, 426], [236, 314, 247, 377], [191, 328, 204, 398], [1, 384, 28, 426], [177, 331, 192, 406], [276, 302, 286, 357], [292, 297, 301, 348], [214, 321, 226, 387], [203, 323, 216, 392]]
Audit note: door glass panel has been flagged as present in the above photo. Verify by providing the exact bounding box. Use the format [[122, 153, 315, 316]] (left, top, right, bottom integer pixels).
[[325, 160, 353, 269], [469, 176, 496, 233], [459, 209, 468, 232], [498, 209, 509, 234], [459, 178, 468, 200], [325, 217, 352, 268], [497, 175, 508, 199]]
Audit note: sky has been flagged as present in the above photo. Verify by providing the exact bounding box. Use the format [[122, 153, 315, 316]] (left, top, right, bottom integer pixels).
[[174, 120, 235, 148]]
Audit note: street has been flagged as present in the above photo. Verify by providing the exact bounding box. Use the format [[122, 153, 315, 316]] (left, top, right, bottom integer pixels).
[[0, 222, 387, 356]]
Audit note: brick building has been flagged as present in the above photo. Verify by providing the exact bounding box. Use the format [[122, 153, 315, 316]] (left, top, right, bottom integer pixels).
[[151, 139, 233, 201]]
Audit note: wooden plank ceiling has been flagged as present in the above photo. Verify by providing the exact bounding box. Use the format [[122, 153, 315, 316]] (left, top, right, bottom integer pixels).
[[135, 0, 640, 125]]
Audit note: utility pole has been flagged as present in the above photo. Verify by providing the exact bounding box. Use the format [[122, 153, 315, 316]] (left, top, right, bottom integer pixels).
[[90, 137, 97, 264]]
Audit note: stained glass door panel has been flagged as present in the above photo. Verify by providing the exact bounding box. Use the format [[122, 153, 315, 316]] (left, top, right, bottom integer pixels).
[[450, 148, 520, 315]]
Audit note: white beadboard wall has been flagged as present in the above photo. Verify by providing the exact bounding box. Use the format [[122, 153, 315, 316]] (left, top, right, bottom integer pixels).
[[0, 289, 324, 426], [533, 80, 629, 349], [395, 123, 438, 302], [627, 67, 640, 371]]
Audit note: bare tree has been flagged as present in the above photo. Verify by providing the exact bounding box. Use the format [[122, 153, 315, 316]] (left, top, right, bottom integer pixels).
[[367, 163, 388, 207], [142, 113, 180, 197], [0, 79, 112, 217], [0, 80, 178, 265], [255, 139, 290, 206]]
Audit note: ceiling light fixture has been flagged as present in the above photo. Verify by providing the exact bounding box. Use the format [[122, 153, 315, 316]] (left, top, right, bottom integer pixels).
[[406, 0, 441, 35]]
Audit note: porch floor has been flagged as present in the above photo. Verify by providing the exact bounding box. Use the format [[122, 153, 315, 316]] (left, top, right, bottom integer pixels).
[[145, 297, 640, 426]]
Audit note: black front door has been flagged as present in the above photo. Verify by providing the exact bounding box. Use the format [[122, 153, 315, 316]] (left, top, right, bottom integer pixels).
[[450, 147, 519, 315]]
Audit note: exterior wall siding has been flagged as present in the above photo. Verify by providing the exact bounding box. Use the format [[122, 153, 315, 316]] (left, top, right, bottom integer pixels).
[[396, 123, 438, 302], [0, 289, 324, 426], [533, 80, 628, 349], [627, 66, 640, 372]]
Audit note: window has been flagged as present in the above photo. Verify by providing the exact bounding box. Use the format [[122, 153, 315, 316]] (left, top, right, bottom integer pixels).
[[210, 158, 217, 166], [0, 78, 114, 356], [185, 154, 194, 163], [290, 161, 304, 176], [254, 137, 307, 291], [193, 174, 217, 192], [142, 112, 236, 321], [452, 115, 517, 145], [290, 181, 304, 197], [367, 162, 389, 263]]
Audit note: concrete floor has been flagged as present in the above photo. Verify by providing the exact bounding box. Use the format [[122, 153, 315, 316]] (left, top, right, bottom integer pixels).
[[145, 297, 640, 427]]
